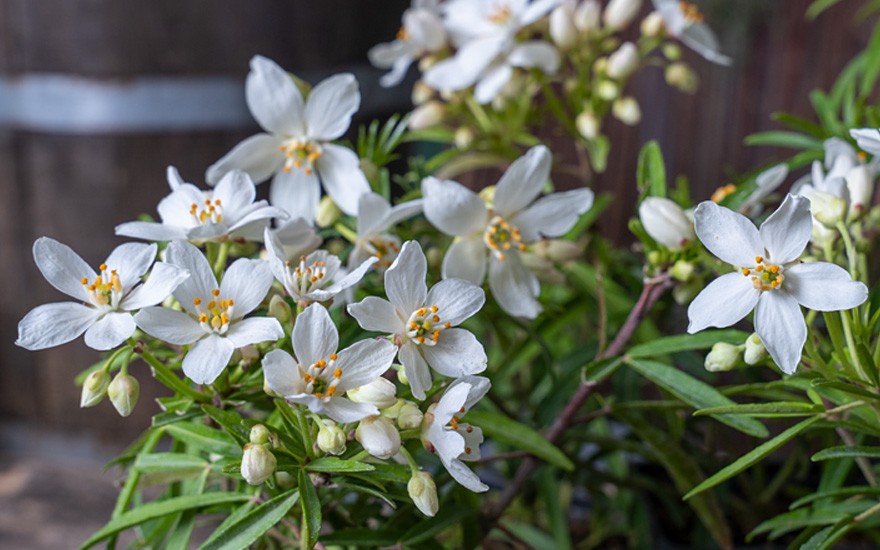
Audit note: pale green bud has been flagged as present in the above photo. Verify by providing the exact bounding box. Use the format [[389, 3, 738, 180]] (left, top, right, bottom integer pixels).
[[479, 185, 496, 208], [408, 470, 439, 517], [670, 260, 695, 283], [409, 101, 445, 130], [454, 126, 476, 149], [268, 295, 292, 324], [665, 62, 698, 93], [107, 372, 139, 417], [574, 0, 601, 32], [348, 378, 398, 409], [315, 195, 342, 228], [317, 420, 347, 455], [743, 333, 768, 365], [596, 80, 619, 100], [603, 0, 642, 30], [593, 57, 608, 75], [426, 247, 444, 271], [550, 5, 578, 50], [640, 11, 665, 38], [411, 80, 434, 105], [576, 111, 600, 140], [705, 342, 742, 372], [612, 96, 641, 125], [80, 369, 111, 408], [241, 443, 277, 485], [356, 416, 401, 459], [606, 42, 639, 80], [397, 402, 424, 430], [396, 365, 410, 386], [809, 191, 847, 227], [249, 424, 271, 445], [662, 43, 682, 61]]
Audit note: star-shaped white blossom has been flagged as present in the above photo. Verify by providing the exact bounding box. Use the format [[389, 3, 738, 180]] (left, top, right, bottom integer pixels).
[[349, 192, 424, 271], [369, 0, 447, 87]]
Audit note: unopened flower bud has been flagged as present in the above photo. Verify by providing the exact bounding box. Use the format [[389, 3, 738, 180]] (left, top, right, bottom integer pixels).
[[107, 372, 139, 417], [662, 43, 682, 61], [426, 247, 444, 271], [670, 259, 695, 283], [250, 424, 271, 445], [409, 100, 445, 130], [639, 197, 695, 250], [811, 219, 837, 247], [576, 111, 600, 140], [317, 420, 347, 455], [479, 185, 497, 208], [454, 126, 475, 149], [315, 195, 342, 228], [268, 295, 292, 324], [705, 342, 742, 372], [612, 96, 641, 125], [597, 80, 619, 100], [606, 42, 639, 79], [348, 378, 398, 409], [397, 402, 424, 430], [80, 369, 111, 408], [241, 443, 277, 485], [408, 470, 439, 517], [846, 165, 874, 216], [356, 416, 401, 459], [665, 62, 698, 93], [550, 5, 578, 49], [535, 239, 583, 261], [743, 333, 768, 365], [411, 80, 435, 105], [593, 57, 608, 75], [603, 0, 642, 30], [808, 191, 847, 227], [641, 11, 665, 37], [574, 0, 601, 32], [396, 365, 410, 386]]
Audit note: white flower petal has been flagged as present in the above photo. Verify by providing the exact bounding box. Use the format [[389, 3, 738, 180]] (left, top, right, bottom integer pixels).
[[441, 455, 488, 492], [262, 349, 305, 397], [521, 0, 563, 24], [33, 237, 95, 302], [155, 183, 205, 226], [784, 262, 868, 312], [166, 241, 219, 316], [270, 167, 321, 223], [104, 243, 157, 291], [220, 258, 274, 318], [423, 36, 505, 92], [121, 262, 189, 311], [167, 165, 186, 190], [426, 278, 485, 325], [759, 194, 812, 264], [687, 272, 759, 333], [84, 312, 136, 350], [494, 145, 552, 217], [507, 41, 560, 73], [206, 133, 285, 185], [754, 291, 806, 375], [369, 39, 412, 69], [385, 241, 429, 314], [115, 222, 188, 242], [357, 192, 394, 236], [385, 199, 424, 228], [322, 398, 378, 423], [333, 338, 398, 391], [488, 252, 542, 318], [16, 302, 98, 350], [422, 177, 488, 237], [449, 375, 492, 412], [457, 424, 484, 461], [316, 144, 370, 215], [442, 237, 488, 285], [474, 64, 513, 104], [272, 217, 322, 258], [693, 200, 763, 267], [422, 328, 487, 377], [433, 382, 471, 425], [680, 23, 732, 66], [398, 340, 432, 400], [314, 256, 378, 301], [227, 205, 288, 240], [851, 128, 880, 156], [379, 54, 415, 88], [246, 55, 306, 136], [304, 73, 360, 141], [347, 297, 404, 334], [225, 317, 284, 348], [134, 307, 205, 345], [292, 303, 339, 366], [512, 188, 594, 242], [212, 170, 257, 220], [183, 334, 235, 384]]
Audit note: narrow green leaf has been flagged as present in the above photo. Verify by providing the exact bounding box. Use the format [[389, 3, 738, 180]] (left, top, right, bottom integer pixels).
[[200, 490, 299, 550], [319, 528, 401, 546], [305, 457, 376, 474], [806, 0, 844, 19], [298, 469, 321, 549], [626, 358, 768, 437], [626, 330, 747, 358], [684, 416, 821, 500], [201, 404, 252, 445], [165, 422, 241, 457], [770, 112, 826, 137], [466, 409, 574, 471], [80, 493, 250, 549], [636, 140, 666, 197], [790, 486, 880, 509], [538, 469, 572, 550], [134, 453, 208, 473], [400, 507, 472, 545], [812, 445, 880, 461], [744, 131, 823, 149], [694, 402, 823, 418]]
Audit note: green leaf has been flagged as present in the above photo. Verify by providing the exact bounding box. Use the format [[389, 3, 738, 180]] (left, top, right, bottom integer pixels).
[[812, 445, 880, 461], [806, 0, 844, 19], [165, 422, 241, 457], [538, 469, 571, 550], [305, 457, 376, 474], [693, 402, 824, 418], [466, 409, 574, 471], [683, 416, 821, 500], [790, 486, 880, 509], [625, 358, 768, 437], [134, 453, 208, 473], [80, 493, 250, 549], [298, 469, 321, 549], [319, 528, 401, 546], [636, 140, 667, 198], [744, 131, 823, 150], [201, 404, 252, 445], [626, 330, 747, 358], [399, 507, 472, 545], [200, 490, 300, 550], [770, 112, 826, 137]]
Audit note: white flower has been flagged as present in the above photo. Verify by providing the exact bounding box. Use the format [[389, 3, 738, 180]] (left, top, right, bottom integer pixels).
[[262, 303, 398, 423], [652, 0, 732, 65], [267, 217, 323, 260], [116, 168, 286, 244], [422, 145, 594, 318], [606, 42, 639, 79], [134, 241, 283, 384], [264, 227, 375, 306], [347, 241, 487, 400], [349, 192, 424, 271], [347, 377, 398, 409], [206, 56, 370, 220], [687, 194, 868, 374], [356, 416, 402, 459], [17, 238, 188, 351], [638, 197, 694, 250], [369, 2, 447, 87], [851, 128, 880, 156], [740, 164, 789, 216], [793, 159, 850, 227], [603, 0, 642, 30], [423, 376, 490, 492], [424, 0, 561, 104]]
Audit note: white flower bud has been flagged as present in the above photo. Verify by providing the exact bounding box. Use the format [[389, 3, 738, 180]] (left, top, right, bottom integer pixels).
[[640, 11, 665, 37], [576, 111, 600, 140], [411, 80, 435, 105], [409, 100, 445, 130], [454, 126, 475, 149], [249, 424, 272, 445], [574, 0, 601, 32], [811, 219, 837, 247], [612, 96, 641, 125], [705, 342, 742, 372], [743, 333, 768, 366], [550, 5, 578, 50], [241, 443, 277, 485], [603, 0, 642, 30], [846, 165, 874, 216], [397, 402, 424, 430], [356, 416, 401, 459], [107, 372, 139, 418], [534, 239, 583, 261], [808, 190, 847, 227], [596, 80, 619, 100], [396, 365, 410, 386], [315, 195, 342, 228], [665, 62, 698, 93], [408, 470, 439, 517], [80, 369, 111, 408], [669, 259, 695, 283], [317, 420, 347, 456], [348, 377, 398, 409], [639, 197, 695, 249], [606, 42, 639, 79], [268, 294, 292, 324]]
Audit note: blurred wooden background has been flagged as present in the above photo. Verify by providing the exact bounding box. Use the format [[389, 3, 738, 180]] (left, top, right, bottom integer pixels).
[[0, 0, 873, 439]]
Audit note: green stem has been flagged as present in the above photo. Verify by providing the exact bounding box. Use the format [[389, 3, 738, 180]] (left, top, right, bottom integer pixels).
[[213, 241, 231, 278], [398, 446, 421, 474], [464, 95, 493, 133], [294, 406, 316, 460], [840, 309, 868, 383], [835, 221, 858, 279], [333, 222, 358, 244], [103, 345, 133, 373], [824, 312, 858, 379], [131, 339, 210, 402]]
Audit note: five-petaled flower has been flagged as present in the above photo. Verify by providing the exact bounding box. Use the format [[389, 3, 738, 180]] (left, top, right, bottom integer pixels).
[[687, 194, 868, 374], [17, 238, 189, 351], [369, 0, 447, 87], [134, 241, 283, 384], [262, 303, 398, 423], [349, 192, 424, 271], [348, 240, 487, 400]]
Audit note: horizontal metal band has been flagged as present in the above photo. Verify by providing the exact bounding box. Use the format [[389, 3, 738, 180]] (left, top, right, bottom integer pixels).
[[0, 65, 407, 134]]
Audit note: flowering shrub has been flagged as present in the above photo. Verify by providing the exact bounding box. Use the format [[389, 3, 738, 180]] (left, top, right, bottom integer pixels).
[[15, 0, 880, 548]]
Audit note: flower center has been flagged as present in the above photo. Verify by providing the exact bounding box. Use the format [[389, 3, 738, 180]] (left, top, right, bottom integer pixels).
[[285, 256, 328, 296], [367, 236, 401, 269], [488, 5, 512, 24], [741, 256, 784, 291], [189, 198, 223, 225], [483, 216, 526, 261], [193, 289, 235, 334], [280, 138, 322, 176], [406, 305, 452, 346], [81, 263, 123, 309], [678, 1, 704, 23], [711, 184, 736, 203], [300, 354, 340, 400], [396, 26, 409, 41]]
